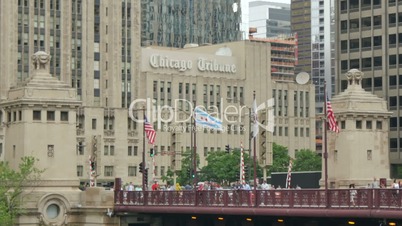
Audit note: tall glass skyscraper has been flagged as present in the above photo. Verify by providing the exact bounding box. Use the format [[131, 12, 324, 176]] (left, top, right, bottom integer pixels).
[[291, 0, 312, 75], [140, 0, 242, 47], [335, 0, 402, 177]]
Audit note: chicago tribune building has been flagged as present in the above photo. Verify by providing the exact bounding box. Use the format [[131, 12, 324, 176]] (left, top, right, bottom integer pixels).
[[0, 40, 316, 187], [0, 0, 316, 224], [0, 0, 316, 188]]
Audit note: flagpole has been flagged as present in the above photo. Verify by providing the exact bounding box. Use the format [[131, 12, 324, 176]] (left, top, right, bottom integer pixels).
[[323, 82, 329, 207], [142, 110, 146, 192], [192, 101, 197, 188], [248, 107, 252, 181], [253, 91, 257, 206], [286, 159, 292, 188], [240, 142, 245, 184]]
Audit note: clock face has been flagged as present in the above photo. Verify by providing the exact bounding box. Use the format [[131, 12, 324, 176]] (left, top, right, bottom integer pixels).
[[46, 204, 60, 219]]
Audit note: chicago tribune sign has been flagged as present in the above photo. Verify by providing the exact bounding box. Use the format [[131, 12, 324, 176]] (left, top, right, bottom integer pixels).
[[149, 54, 236, 73]]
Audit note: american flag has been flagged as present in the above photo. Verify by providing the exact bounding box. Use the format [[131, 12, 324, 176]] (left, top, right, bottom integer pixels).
[[326, 97, 340, 133], [144, 116, 156, 145]]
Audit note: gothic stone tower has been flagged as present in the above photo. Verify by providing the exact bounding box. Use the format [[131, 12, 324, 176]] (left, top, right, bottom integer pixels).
[[0, 52, 116, 226], [1, 51, 81, 184], [327, 69, 391, 188]]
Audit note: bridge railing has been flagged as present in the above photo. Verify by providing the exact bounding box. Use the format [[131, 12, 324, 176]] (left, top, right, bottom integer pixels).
[[114, 188, 402, 209]]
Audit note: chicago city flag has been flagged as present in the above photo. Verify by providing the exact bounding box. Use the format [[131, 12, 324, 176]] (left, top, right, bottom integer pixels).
[[194, 107, 223, 131]]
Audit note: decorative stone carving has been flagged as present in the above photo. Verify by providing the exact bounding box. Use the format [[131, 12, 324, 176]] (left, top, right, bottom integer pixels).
[[345, 69, 363, 86], [31, 51, 51, 70]]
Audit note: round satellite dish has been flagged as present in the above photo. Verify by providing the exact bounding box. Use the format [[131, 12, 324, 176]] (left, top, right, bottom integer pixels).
[[215, 47, 232, 56], [232, 3, 238, 12], [295, 72, 310, 85]]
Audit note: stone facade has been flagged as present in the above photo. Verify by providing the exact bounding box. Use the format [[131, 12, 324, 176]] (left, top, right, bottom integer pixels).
[[0, 52, 118, 226], [326, 69, 392, 188]]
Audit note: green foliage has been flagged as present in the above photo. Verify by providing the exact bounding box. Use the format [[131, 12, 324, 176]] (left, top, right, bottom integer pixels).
[[175, 148, 200, 186], [268, 143, 291, 174], [174, 143, 319, 186], [0, 156, 44, 226], [268, 143, 320, 174], [198, 149, 261, 185], [160, 168, 174, 185], [292, 149, 322, 171]]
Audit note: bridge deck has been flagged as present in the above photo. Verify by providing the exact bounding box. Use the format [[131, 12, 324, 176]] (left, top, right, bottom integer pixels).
[[114, 189, 402, 219]]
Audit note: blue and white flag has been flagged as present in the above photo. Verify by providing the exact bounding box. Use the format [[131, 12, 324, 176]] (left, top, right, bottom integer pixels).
[[194, 107, 223, 131]]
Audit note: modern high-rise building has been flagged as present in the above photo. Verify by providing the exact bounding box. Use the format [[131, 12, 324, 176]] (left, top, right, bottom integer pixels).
[[248, 1, 291, 38], [248, 33, 315, 157], [291, 0, 312, 75], [334, 0, 401, 177], [310, 0, 335, 152], [140, 0, 242, 47]]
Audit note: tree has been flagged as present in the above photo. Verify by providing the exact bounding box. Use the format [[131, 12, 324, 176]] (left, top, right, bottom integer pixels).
[[160, 168, 174, 185], [0, 156, 44, 226], [198, 149, 261, 185], [175, 148, 200, 186], [268, 143, 291, 174], [292, 149, 321, 171]]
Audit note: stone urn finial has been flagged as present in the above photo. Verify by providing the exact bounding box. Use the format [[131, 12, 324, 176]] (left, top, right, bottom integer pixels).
[[31, 51, 51, 71], [345, 69, 363, 87]]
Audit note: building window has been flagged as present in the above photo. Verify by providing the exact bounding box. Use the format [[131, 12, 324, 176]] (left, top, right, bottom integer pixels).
[[367, 150, 372, 160], [154, 166, 158, 176], [110, 145, 115, 155], [390, 138, 398, 149], [104, 166, 114, 177], [341, 121, 346, 129], [77, 165, 83, 177], [60, 111, 69, 121], [161, 166, 165, 176], [6, 111, 12, 123], [104, 145, 115, 156], [128, 117, 137, 130], [77, 141, 84, 155], [33, 110, 41, 120], [390, 117, 397, 128], [366, 120, 372, 129], [0, 143, 2, 157], [134, 146, 138, 156], [334, 150, 338, 161], [128, 166, 136, 177], [104, 145, 109, 155], [204, 147, 208, 157], [294, 127, 298, 137], [356, 120, 362, 129], [376, 121, 382, 130], [47, 111, 55, 121], [104, 116, 114, 130], [128, 146, 132, 156], [306, 128, 310, 137], [92, 118, 97, 129]]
